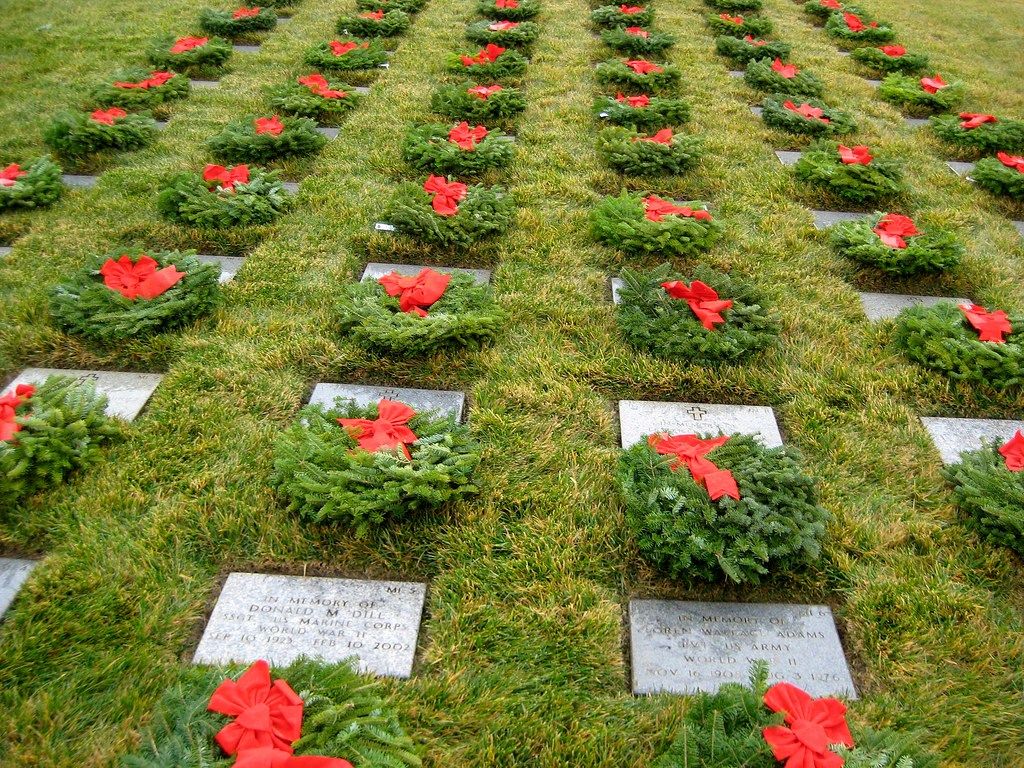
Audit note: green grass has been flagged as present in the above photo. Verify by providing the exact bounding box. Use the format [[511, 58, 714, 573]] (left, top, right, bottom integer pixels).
[[1, 0, 1023, 765]]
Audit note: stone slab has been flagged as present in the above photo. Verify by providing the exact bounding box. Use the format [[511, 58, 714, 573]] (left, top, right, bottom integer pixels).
[[0, 558, 36, 619], [310, 383, 465, 421], [282, 181, 300, 193], [1014, 220, 1024, 237], [193, 572, 426, 677], [618, 400, 783, 448], [775, 150, 802, 166], [361, 262, 491, 285], [837, 50, 850, 57], [233, 44, 261, 53], [629, 599, 856, 698], [316, 126, 340, 139], [858, 292, 969, 322], [866, 78, 881, 87], [197, 254, 245, 283], [0, 246, 12, 258], [62, 174, 98, 188], [610, 277, 624, 303], [810, 210, 868, 230], [155, 120, 169, 130], [2, 368, 163, 421], [750, 105, 763, 117], [190, 79, 219, 88], [353, 86, 371, 95], [905, 117, 929, 128], [947, 161, 975, 177], [728, 70, 744, 77], [920, 417, 1024, 465]]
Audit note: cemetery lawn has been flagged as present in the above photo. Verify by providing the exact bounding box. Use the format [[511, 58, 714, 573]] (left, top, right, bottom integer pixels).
[[1, 0, 1023, 765]]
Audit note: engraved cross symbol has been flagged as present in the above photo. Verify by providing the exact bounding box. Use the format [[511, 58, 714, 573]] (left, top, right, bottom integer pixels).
[[687, 406, 708, 420]]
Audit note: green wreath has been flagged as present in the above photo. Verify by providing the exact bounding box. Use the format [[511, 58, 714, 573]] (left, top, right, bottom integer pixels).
[[356, 0, 425, 13], [618, 432, 829, 583], [50, 249, 222, 342], [304, 39, 388, 74], [590, 3, 653, 27], [157, 166, 291, 228], [272, 399, 480, 531], [929, 115, 1024, 155], [803, 0, 865, 22], [943, 442, 1024, 556], [705, 0, 762, 11], [43, 110, 158, 160], [338, 272, 505, 355], [893, 301, 1024, 388], [146, 35, 233, 77], [477, 0, 541, 19], [594, 94, 690, 129], [616, 264, 779, 362], [465, 20, 540, 48], [1, 375, 119, 509], [793, 139, 906, 204], [827, 214, 963, 274], [600, 26, 677, 56], [596, 126, 704, 175], [206, 115, 326, 162], [743, 58, 824, 98], [121, 658, 421, 768], [198, 6, 277, 38], [89, 68, 190, 111], [0, 156, 64, 211], [402, 123, 515, 175], [850, 45, 929, 75], [878, 73, 964, 116], [705, 14, 773, 38], [714, 35, 791, 65], [972, 156, 1024, 201], [430, 83, 527, 124], [592, 191, 722, 257], [824, 11, 895, 44], [385, 181, 514, 247], [445, 47, 529, 80], [594, 59, 682, 94], [336, 9, 410, 37], [266, 77, 361, 124], [760, 94, 857, 136]]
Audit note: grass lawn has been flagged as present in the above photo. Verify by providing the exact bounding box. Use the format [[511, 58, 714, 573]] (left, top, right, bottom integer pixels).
[[1, 0, 1023, 764]]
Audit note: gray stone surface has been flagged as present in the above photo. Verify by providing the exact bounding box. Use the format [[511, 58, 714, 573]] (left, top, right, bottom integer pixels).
[[905, 117, 929, 128], [0, 558, 35, 619], [155, 120, 169, 131], [2, 368, 163, 421], [920, 417, 1024, 465], [1014, 220, 1024, 237], [837, 51, 850, 57], [866, 78, 881, 87], [353, 86, 371, 95], [373, 221, 397, 232], [0, 246, 12, 258], [630, 599, 856, 698], [233, 44, 260, 53], [190, 79, 219, 88], [197, 254, 245, 283], [282, 181, 300, 193], [775, 150, 802, 166], [618, 400, 783, 448], [310, 383, 465, 421], [62, 174, 97, 188], [728, 70, 744, 78], [858, 292, 969, 322], [193, 573, 426, 677], [750, 105, 763, 117], [610, 277, 624, 304], [317, 126, 340, 139], [947, 161, 975, 177], [361, 262, 491, 285], [810, 210, 868, 230]]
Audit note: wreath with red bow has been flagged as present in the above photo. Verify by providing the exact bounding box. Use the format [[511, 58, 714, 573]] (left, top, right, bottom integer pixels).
[[303, 39, 388, 81], [827, 213, 962, 275], [43, 109, 158, 162], [0, 156, 64, 211], [594, 58, 682, 94], [146, 34, 233, 77], [444, 45, 529, 81], [591, 190, 723, 257], [596, 125, 704, 175], [477, 0, 540, 19], [971, 153, 1024, 201], [714, 35, 792, 66], [705, 13, 773, 38], [429, 83, 527, 125], [89, 68, 190, 112], [157, 164, 292, 228], [384, 177, 514, 246], [743, 58, 824, 99], [793, 139, 906, 205], [599, 26, 677, 56], [823, 10, 894, 44], [759, 95, 857, 136], [850, 44, 929, 75], [206, 115, 327, 163], [593, 93, 691, 130], [267, 75, 362, 125], [590, 4, 655, 28], [464, 19, 540, 48], [402, 122, 515, 176], [929, 114, 1024, 157], [336, 9, 411, 37], [705, 0, 762, 11], [802, 0, 863, 22], [355, 0, 425, 13], [877, 73, 964, 117], [199, 6, 278, 39]]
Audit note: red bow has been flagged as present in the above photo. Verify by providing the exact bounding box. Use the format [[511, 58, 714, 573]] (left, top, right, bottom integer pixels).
[[744, 34, 767, 46], [90, 107, 127, 125], [719, 13, 743, 23], [338, 399, 418, 459], [234, 750, 353, 768], [0, 384, 35, 442], [329, 40, 368, 56], [783, 101, 829, 123], [423, 175, 467, 216], [634, 128, 673, 144], [879, 44, 905, 57], [624, 26, 650, 38], [361, 9, 385, 18], [771, 58, 798, 79], [837, 144, 872, 165], [959, 112, 996, 129], [997, 152, 1024, 172], [461, 43, 505, 66], [0, 163, 26, 188], [497, 0, 519, 7], [616, 92, 649, 107], [920, 74, 947, 93], [255, 116, 285, 135], [297, 74, 347, 98], [762, 682, 853, 768], [643, 195, 712, 223], [467, 84, 503, 99], [233, 6, 261, 18], [171, 36, 208, 53], [378, 267, 452, 316], [624, 59, 662, 74], [488, 20, 518, 30], [820, 0, 841, 8], [999, 431, 1024, 472], [871, 213, 918, 248], [960, 303, 1012, 343], [100, 254, 186, 300], [648, 434, 740, 501], [661, 279, 732, 330], [619, 4, 644, 12], [448, 121, 488, 150], [204, 163, 251, 192], [114, 70, 175, 89], [208, 660, 304, 756]]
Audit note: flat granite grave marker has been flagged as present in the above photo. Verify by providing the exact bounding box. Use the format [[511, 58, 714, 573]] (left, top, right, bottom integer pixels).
[[905, 117, 929, 128], [233, 44, 261, 53], [866, 78, 881, 87], [810, 210, 868, 230], [858, 292, 969, 322], [610, 277, 624, 303], [3, 368, 163, 421], [775, 150, 802, 166], [361, 262, 491, 285], [0, 246, 12, 258], [310, 383, 465, 421], [193, 572, 426, 677], [618, 400, 783, 448], [62, 174, 98, 188], [0, 558, 36, 619], [947, 161, 975, 177], [190, 79, 219, 88], [728, 70, 744, 77], [1014, 221, 1024, 237], [316, 126, 340, 139], [920, 416, 1024, 465], [197, 254, 245, 283], [282, 181, 300, 193], [750, 105, 763, 117], [629, 599, 857, 698]]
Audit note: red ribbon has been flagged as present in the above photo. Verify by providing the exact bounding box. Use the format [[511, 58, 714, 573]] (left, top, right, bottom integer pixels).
[[959, 112, 997, 129], [204, 163, 251, 192], [624, 26, 650, 38], [842, 12, 877, 31], [0, 163, 26, 188], [378, 267, 452, 316], [634, 128, 673, 144], [255, 116, 285, 135], [920, 74, 947, 93], [448, 121, 488, 150], [208, 660, 304, 756], [497, 0, 519, 7], [642, 195, 712, 223], [338, 399, 418, 459], [171, 36, 208, 53], [90, 107, 127, 125], [837, 144, 872, 165], [744, 34, 767, 46], [997, 152, 1024, 173], [871, 213, 918, 249], [329, 40, 368, 56], [783, 101, 829, 123], [114, 70, 175, 89], [819, 0, 841, 8], [488, 20, 518, 30], [461, 43, 506, 66], [719, 13, 743, 23], [625, 59, 662, 74], [771, 58, 798, 79], [423, 175, 467, 216], [0, 384, 35, 442], [297, 74, 347, 98], [648, 434, 740, 501], [233, 6, 261, 18], [1000, 431, 1024, 472], [879, 44, 905, 56], [361, 9, 385, 18], [234, 750, 353, 768], [761, 682, 853, 768], [467, 84, 503, 99], [100, 254, 186, 300], [960, 303, 1012, 343], [615, 92, 649, 107], [619, 4, 644, 12], [661, 279, 732, 330]]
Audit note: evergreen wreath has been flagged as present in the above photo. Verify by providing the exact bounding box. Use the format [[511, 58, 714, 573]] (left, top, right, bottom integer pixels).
[[121, 658, 422, 768], [892, 301, 1024, 388], [594, 59, 682, 94], [600, 26, 676, 56], [43, 109, 158, 160], [803, 0, 865, 22], [617, 432, 829, 583], [157, 166, 291, 228], [198, 6, 277, 38], [465, 20, 540, 48], [705, 14, 773, 38], [146, 35, 233, 77], [477, 0, 541, 20], [594, 94, 690, 130], [704, 0, 762, 11], [1, 375, 119, 508], [0, 156, 64, 211], [402, 123, 514, 175], [827, 214, 963, 275], [430, 83, 527, 124], [595, 126, 704, 175], [793, 140, 905, 204], [266, 76, 361, 124], [943, 441, 1024, 556], [743, 58, 824, 98], [850, 45, 929, 75], [714, 35, 791, 65], [972, 155, 1024, 201], [336, 9, 411, 37], [591, 191, 722, 257], [760, 94, 857, 136], [877, 73, 965, 116], [206, 115, 326, 163], [50, 249, 222, 343], [616, 264, 779, 362], [445, 47, 529, 80], [384, 181, 514, 247], [824, 11, 895, 44], [304, 39, 388, 73], [356, 0, 426, 13], [272, 399, 480, 531], [89, 68, 190, 111], [929, 115, 1024, 155], [590, 3, 653, 27], [338, 272, 505, 355]]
